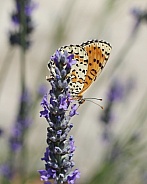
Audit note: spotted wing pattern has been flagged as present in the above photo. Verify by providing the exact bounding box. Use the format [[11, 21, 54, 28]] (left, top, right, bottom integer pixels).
[[48, 39, 112, 97], [79, 40, 111, 96]]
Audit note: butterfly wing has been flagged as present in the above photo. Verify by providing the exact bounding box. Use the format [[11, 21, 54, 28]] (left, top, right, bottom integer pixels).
[[48, 44, 89, 97], [48, 39, 112, 98], [78, 40, 112, 96]]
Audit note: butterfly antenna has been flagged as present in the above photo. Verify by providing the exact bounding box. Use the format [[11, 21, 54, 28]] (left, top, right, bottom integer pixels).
[[84, 99, 103, 109], [84, 97, 103, 101]]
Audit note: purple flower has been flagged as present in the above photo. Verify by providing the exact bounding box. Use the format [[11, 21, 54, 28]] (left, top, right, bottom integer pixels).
[[9, 89, 32, 152], [38, 84, 48, 97], [100, 80, 125, 126], [100, 80, 125, 125], [69, 104, 79, 117], [41, 147, 50, 162], [131, 7, 147, 34], [59, 96, 69, 110], [41, 94, 49, 108], [67, 169, 80, 184], [0, 87, 33, 181], [66, 54, 77, 69], [9, 118, 32, 151], [69, 136, 76, 153], [40, 94, 49, 120], [40, 108, 49, 119], [39, 51, 80, 183], [0, 128, 4, 137], [9, 0, 36, 49], [100, 78, 135, 143], [38, 169, 56, 182], [25, 1, 37, 16], [0, 164, 13, 179], [107, 80, 124, 102], [21, 89, 31, 102]]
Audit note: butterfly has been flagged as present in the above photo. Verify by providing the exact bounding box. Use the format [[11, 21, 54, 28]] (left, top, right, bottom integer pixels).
[[48, 39, 112, 103]]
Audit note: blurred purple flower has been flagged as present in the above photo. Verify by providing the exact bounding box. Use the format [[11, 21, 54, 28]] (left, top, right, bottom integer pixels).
[[100, 80, 125, 125], [0, 128, 4, 137], [0, 87, 32, 181], [0, 164, 13, 180], [25, 1, 38, 16], [131, 7, 147, 34], [21, 89, 31, 102], [9, 89, 32, 152], [9, 0, 37, 49], [100, 78, 135, 142], [107, 80, 124, 102], [38, 84, 48, 97]]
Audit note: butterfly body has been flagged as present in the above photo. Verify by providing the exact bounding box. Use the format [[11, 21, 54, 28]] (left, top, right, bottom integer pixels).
[[48, 39, 112, 99]]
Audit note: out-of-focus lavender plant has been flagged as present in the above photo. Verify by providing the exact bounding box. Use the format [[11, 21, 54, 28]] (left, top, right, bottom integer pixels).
[[0, 128, 4, 137], [131, 8, 147, 35], [0, 0, 36, 94], [100, 79, 135, 141], [106, 7, 147, 77], [38, 84, 49, 98], [0, 1, 38, 183], [101, 80, 124, 124], [87, 79, 136, 184], [9, 89, 32, 151], [0, 86, 48, 183], [39, 51, 80, 184], [100, 80, 124, 141], [9, 0, 36, 50], [0, 89, 32, 181]]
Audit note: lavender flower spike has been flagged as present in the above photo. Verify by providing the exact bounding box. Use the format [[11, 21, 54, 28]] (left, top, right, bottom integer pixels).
[[9, 0, 36, 49], [39, 50, 80, 184]]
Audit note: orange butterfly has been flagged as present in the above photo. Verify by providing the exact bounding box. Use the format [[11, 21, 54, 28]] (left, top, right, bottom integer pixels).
[[48, 39, 112, 103]]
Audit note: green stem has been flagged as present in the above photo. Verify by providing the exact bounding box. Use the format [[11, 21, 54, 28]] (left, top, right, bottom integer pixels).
[[0, 47, 15, 98], [19, 1, 27, 183], [20, 0, 26, 92]]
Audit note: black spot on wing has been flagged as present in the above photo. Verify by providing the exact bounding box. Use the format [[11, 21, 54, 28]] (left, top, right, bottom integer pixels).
[[90, 69, 97, 76]]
